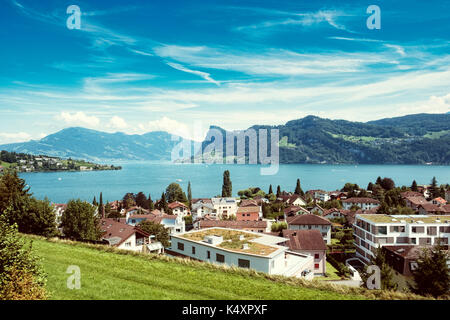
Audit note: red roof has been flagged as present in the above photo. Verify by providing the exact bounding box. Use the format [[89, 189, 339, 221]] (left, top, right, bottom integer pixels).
[[99, 218, 149, 246], [282, 229, 327, 251], [168, 201, 188, 209]]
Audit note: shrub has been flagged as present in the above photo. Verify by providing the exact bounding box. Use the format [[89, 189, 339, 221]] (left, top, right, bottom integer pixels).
[[0, 216, 47, 300]]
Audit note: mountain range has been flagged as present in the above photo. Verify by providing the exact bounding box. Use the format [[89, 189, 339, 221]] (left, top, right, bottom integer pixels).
[[1, 113, 449, 164]]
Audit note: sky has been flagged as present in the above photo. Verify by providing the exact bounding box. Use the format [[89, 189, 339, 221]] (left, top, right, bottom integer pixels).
[[0, 0, 449, 143]]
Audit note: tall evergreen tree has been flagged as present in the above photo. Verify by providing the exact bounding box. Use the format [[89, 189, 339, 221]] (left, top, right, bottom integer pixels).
[[148, 194, 154, 211], [92, 196, 97, 207], [187, 181, 192, 209], [430, 176, 439, 199], [99, 192, 104, 218], [294, 179, 304, 196], [268, 184, 273, 195], [221, 170, 232, 197], [276, 185, 281, 198], [160, 192, 168, 213], [411, 180, 418, 192]]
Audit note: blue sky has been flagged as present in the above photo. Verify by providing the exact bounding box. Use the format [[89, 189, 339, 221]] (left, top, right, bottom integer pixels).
[[0, 0, 449, 143]]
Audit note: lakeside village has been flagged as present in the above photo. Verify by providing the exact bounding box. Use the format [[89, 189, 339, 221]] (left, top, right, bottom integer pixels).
[[2, 168, 450, 296], [0, 150, 121, 173]]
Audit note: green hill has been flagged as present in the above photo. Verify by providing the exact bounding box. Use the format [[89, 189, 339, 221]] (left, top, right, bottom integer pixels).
[[27, 235, 426, 300]]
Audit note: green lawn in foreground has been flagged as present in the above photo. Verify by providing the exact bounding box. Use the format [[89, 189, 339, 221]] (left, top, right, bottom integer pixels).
[[28, 236, 366, 300]]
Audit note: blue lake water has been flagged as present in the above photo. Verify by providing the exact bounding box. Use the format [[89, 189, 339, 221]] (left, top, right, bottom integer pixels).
[[19, 162, 450, 204]]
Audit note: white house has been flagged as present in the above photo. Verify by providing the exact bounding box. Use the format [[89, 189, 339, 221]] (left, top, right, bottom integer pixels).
[[100, 218, 163, 254], [211, 197, 238, 219], [192, 202, 217, 221], [168, 201, 191, 217], [342, 197, 380, 210], [168, 228, 314, 279], [126, 210, 185, 234]]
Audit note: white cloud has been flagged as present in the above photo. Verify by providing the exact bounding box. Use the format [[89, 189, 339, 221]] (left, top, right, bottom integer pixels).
[[108, 116, 128, 130], [56, 112, 100, 127], [0, 132, 32, 144], [138, 117, 206, 141], [166, 62, 220, 86]]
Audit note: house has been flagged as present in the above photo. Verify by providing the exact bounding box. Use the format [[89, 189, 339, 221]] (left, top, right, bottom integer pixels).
[[432, 197, 447, 205], [417, 185, 431, 199], [168, 201, 190, 217], [341, 197, 380, 210], [211, 197, 238, 219], [53, 203, 67, 222], [400, 191, 424, 199], [126, 210, 185, 234], [239, 199, 259, 207], [353, 214, 450, 263], [322, 208, 344, 220], [383, 245, 450, 277], [192, 202, 217, 221], [286, 214, 332, 244], [307, 190, 330, 202], [194, 219, 269, 233], [417, 204, 450, 215], [310, 204, 325, 216], [126, 206, 149, 216], [446, 190, 450, 202], [236, 206, 261, 221], [100, 218, 163, 254], [168, 227, 315, 279], [405, 196, 429, 211], [284, 205, 310, 218], [328, 191, 347, 200], [282, 229, 328, 275]]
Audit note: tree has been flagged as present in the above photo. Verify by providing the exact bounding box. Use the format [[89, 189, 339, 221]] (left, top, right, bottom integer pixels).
[[159, 192, 169, 213], [410, 244, 450, 297], [411, 180, 418, 192], [268, 185, 273, 195], [137, 220, 170, 247], [99, 192, 104, 218], [20, 198, 58, 237], [165, 183, 187, 203], [0, 169, 31, 223], [276, 185, 281, 198], [187, 181, 192, 210], [0, 216, 47, 300], [429, 177, 439, 199], [92, 196, 98, 207], [380, 177, 395, 191], [135, 192, 148, 208], [221, 170, 232, 197], [361, 247, 397, 291], [148, 194, 154, 211], [61, 199, 102, 240], [294, 179, 304, 196], [122, 193, 136, 209]]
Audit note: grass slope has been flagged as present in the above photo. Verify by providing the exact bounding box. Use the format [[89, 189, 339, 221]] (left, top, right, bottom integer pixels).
[[28, 236, 367, 300]]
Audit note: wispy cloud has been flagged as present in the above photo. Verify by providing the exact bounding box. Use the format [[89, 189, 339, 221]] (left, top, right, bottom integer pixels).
[[166, 62, 220, 86]]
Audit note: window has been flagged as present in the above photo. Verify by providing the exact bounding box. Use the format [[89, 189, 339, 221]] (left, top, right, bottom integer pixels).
[[314, 263, 320, 269], [192, 246, 196, 255], [177, 242, 184, 251], [378, 226, 387, 235], [314, 254, 320, 259], [238, 259, 250, 269], [216, 254, 225, 263], [410, 238, 416, 244], [125, 242, 131, 247], [207, 251, 211, 259]]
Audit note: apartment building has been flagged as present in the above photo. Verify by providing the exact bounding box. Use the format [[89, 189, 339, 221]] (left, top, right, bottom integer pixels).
[[211, 197, 238, 218], [353, 214, 450, 263], [342, 197, 380, 210]]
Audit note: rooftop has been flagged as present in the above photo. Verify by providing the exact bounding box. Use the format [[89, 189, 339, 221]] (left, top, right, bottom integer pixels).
[[357, 214, 450, 224], [178, 227, 286, 257]]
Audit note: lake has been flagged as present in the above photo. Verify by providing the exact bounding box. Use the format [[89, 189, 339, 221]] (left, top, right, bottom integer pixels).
[[20, 162, 450, 204]]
